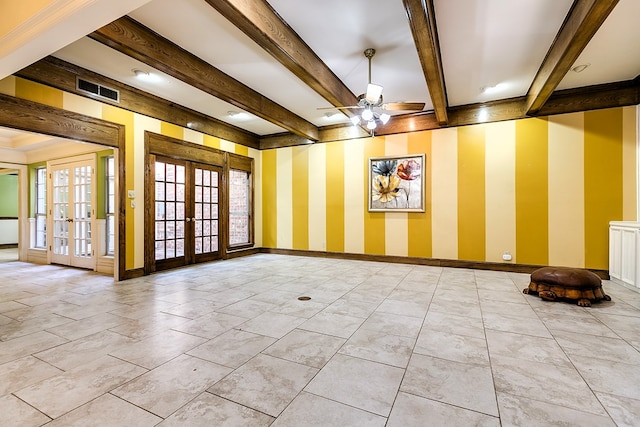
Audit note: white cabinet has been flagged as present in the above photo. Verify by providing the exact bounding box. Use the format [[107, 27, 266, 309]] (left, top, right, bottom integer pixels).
[[609, 221, 640, 290]]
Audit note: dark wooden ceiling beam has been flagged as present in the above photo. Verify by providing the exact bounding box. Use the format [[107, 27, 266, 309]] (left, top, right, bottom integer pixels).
[[15, 56, 260, 149], [402, 0, 448, 125], [539, 78, 639, 116], [89, 16, 319, 141], [525, 0, 619, 115], [203, 0, 359, 113], [13, 49, 636, 149], [264, 76, 639, 146]]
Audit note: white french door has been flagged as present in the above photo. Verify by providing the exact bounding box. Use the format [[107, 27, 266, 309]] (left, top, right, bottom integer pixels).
[[48, 154, 96, 269]]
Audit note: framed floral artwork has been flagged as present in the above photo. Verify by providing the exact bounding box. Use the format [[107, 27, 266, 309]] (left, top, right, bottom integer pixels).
[[368, 154, 425, 212]]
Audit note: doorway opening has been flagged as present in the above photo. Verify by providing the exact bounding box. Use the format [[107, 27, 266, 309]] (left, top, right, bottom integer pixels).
[[0, 168, 19, 262]]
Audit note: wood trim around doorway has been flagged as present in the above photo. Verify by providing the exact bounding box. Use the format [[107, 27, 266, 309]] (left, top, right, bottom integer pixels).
[[144, 131, 255, 276], [0, 93, 131, 280]]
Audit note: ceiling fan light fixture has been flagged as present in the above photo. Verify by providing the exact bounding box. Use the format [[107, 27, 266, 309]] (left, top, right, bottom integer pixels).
[[365, 84, 383, 104], [361, 108, 374, 121], [366, 120, 377, 130], [379, 113, 390, 124]]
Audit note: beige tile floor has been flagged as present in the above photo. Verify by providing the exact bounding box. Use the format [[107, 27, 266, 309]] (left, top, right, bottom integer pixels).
[[1, 251, 640, 426]]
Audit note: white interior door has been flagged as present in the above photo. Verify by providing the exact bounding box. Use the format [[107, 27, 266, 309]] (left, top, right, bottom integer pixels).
[[49, 155, 95, 269]]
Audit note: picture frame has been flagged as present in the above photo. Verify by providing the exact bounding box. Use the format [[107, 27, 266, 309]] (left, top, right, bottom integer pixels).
[[368, 154, 425, 212]]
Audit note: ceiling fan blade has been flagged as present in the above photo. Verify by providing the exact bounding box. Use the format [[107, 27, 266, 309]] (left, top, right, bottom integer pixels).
[[382, 102, 425, 111], [365, 84, 383, 104]]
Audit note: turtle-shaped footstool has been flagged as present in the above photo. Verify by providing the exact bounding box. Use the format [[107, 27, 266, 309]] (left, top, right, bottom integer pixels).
[[523, 266, 611, 307]]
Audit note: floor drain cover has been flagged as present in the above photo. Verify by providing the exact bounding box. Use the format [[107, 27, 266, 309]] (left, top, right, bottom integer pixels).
[[297, 296, 311, 301]]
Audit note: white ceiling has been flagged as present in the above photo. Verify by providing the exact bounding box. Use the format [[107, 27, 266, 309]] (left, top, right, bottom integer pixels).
[[436, 0, 575, 105], [0, 0, 152, 79], [0, 127, 60, 151], [3, 0, 640, 140], [0, 125, 106, 164], [556, 0, 640, 89]]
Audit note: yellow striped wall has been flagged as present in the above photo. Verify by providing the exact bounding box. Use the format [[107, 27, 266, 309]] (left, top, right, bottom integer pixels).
[[263, 107, 638, 270], [2, 75, 638, 272], [1, 76, 259, 270]]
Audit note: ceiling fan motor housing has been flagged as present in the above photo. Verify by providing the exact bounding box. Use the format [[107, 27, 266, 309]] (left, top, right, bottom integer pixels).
[[364, 48, 376, 59], [357, 92, 383, 108]]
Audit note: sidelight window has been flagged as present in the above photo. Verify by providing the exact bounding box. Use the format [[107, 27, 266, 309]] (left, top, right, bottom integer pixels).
[[229, 169, 251, 246], [34, 167, 47, 248]]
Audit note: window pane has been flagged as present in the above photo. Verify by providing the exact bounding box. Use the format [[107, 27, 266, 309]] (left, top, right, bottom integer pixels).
[[166, 202, 175, 220], [166, 222, 175, 239], [105, 156, 115, 255], [155, 222, 165, 240], [155, 182, 165, 201], [155, 162, 165, 181], [176, 203, 185, 220], [156, 202, 165, 220], [229, 169, 250, 245], [107, 215, 115, 254], [166, 164, 175, 183], [155, 241, 165, 260], [166, 183, 175, 201], [176, 184, 185, 202], [176, 221, 184, 238], [34, 167, 47, 248], [176, 165, 185, 184], [176, 238, 184, 257]]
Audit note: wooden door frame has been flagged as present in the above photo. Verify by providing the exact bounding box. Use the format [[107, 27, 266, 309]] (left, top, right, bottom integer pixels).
[[0, 93, 129, 280], [144, 131, 255, 275]]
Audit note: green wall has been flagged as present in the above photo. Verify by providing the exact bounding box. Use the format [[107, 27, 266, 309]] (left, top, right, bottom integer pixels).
[[0, 174, 18, 217]]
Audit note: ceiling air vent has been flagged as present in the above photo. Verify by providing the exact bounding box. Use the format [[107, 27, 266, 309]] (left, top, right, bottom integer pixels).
[[77, 78, 120, 103]]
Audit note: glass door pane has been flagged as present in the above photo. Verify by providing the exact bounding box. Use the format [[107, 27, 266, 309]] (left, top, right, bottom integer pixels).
[[229, 169, 250, 245], [49, 156, 96, 269], [52, 168, 70, 261], [73, 165, 92, 259], [194, 166, 219, 257], [151, 159, 221, 271]]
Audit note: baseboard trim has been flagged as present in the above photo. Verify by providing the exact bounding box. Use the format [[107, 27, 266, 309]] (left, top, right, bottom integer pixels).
[[120, 267, 145, 281], [258, 248, 610, 280], [226, 247, 260, 259]]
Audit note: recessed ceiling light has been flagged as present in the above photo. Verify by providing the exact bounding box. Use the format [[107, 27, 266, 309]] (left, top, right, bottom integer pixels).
[[227, 111, 250, 120], [132, 68, 149, 78], [571, 63, 590, 73], [480, 83, 506, 94]]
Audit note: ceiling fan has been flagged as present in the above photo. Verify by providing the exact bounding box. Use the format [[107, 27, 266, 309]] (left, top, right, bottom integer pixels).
[[320, 48, 426, 131]]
